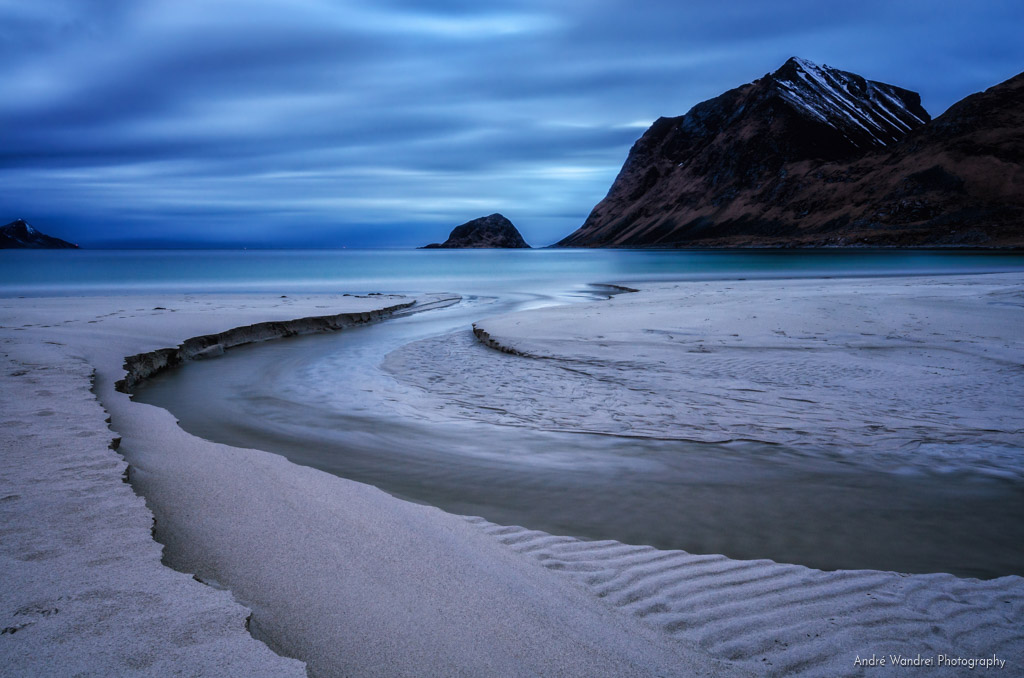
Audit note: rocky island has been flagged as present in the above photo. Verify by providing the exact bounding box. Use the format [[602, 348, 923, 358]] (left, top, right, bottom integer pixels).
[[1, 219, 79, 249], [421, 213, 530, 249], [556, 58, 1024, 248]]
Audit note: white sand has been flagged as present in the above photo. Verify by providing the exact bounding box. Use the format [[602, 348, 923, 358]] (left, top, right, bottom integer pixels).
[[395, 274, 1024, 478], [394, 273, 1024, 674], [0, 292, 736, 677], [2, 277, 1022, 677]]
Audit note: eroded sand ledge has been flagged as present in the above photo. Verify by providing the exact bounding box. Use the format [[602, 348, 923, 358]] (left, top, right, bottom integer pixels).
[[1, 280, 1022, 677], [116, 298, 416, 392]]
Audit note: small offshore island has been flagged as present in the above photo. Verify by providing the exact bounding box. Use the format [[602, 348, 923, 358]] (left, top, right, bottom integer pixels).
[[421, 213, 531, 249]]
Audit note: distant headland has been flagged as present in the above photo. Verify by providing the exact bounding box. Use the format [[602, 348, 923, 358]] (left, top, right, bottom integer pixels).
[[1, 219, 79, 249]]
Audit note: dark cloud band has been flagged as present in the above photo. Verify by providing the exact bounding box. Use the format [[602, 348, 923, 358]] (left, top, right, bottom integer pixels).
[[2, 0, 1022, 246]]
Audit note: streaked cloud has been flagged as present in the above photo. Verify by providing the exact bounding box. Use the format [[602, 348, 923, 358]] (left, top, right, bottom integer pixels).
[[1, 0, 1022, 246]]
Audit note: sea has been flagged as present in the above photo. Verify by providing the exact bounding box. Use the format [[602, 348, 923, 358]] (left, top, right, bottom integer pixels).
[[6, 247, 1024, 579], [4, 247, 1024, 296]]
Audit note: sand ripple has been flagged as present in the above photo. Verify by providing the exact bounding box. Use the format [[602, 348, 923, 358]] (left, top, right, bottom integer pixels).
[[469, 517, 1024, 677], [387, 276, 1024, 478]]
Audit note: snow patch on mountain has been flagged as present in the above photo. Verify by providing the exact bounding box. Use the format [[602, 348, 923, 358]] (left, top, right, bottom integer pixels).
[[772, 57, 928, 149]]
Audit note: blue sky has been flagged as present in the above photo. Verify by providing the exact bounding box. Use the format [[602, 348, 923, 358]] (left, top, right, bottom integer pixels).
[[2, 0, 1023, 248]]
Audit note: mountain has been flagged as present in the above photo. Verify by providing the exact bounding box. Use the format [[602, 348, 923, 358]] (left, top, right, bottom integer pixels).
[[421, 213, 531, 249], [557, 58, 1024, 248], [0, 219, 79, 249]]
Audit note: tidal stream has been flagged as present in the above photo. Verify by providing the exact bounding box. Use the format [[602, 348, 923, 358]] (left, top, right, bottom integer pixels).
[[135, 283, 1024, 579]]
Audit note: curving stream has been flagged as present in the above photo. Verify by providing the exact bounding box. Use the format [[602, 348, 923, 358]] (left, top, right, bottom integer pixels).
[[134, 281, 1024, 580]]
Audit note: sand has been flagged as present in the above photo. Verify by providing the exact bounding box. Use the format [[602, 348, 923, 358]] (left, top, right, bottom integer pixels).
[[396, 274, 1024, 478], [0, 292, 736, 677], [1, 276, 1022, 677]]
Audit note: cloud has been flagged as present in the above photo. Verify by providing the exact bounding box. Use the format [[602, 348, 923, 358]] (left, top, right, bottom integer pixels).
[[1, 0, 1022, 246]]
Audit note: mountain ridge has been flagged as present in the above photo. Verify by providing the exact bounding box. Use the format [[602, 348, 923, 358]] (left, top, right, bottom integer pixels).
[[556, 58, 1023, 248]]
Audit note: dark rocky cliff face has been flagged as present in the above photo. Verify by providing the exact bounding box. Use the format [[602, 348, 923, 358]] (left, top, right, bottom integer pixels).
[[0, 220, 79, 249], [557, 58, 1024, 248], [422, 213, 530, 249]]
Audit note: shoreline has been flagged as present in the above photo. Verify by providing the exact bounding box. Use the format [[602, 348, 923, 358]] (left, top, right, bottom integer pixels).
[[2, 277, 1022, 676], [1, 291, 737, 676], [137, 272, 1024, 578]]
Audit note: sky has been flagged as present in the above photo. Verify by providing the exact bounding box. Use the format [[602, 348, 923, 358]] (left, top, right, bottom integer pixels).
[[2, 1, 1023, 248]]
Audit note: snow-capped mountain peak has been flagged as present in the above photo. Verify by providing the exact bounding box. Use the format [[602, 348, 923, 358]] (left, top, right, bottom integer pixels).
[[770, 57, 930, 149]]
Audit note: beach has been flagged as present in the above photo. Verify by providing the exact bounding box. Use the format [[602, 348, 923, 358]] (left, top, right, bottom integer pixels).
[[2, 275, 1022, 676]]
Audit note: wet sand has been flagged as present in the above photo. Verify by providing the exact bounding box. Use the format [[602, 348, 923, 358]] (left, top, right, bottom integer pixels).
[[140, 274, 1024, 578], [2, 276, 1023, 676]]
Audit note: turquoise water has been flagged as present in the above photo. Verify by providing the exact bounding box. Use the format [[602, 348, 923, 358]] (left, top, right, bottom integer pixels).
[[3, 248, 1024, 295]]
